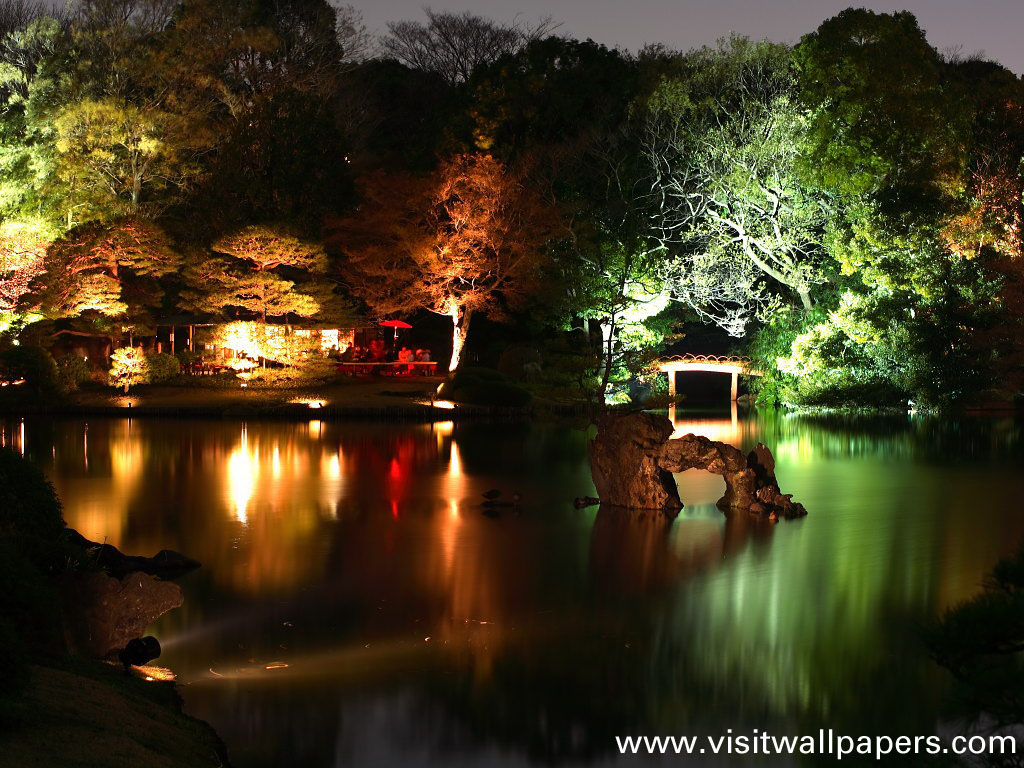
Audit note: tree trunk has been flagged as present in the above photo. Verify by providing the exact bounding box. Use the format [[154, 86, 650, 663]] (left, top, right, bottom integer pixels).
[[599, 315, 617, 401], [798, 287, 813, 311], [448, 305, 472, 373]]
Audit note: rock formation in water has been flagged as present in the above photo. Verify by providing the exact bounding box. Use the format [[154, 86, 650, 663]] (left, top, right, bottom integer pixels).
[[589, 412, 807, 518], [588, 411, 683, 510]]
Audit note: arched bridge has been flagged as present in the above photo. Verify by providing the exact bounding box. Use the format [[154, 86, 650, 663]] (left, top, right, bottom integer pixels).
[[656, 355, 763, 402]]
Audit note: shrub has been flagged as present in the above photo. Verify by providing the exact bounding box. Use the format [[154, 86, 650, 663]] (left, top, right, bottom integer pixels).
[[145, 352, 180, 383], [0, 345, 59, 394], [55, 354, 92, 393], [497, 346, 542, 382], [439, 367, 533, 407]]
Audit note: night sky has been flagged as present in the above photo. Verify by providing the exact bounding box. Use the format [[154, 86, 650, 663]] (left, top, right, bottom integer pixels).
[[361, 0, 1024, 75]]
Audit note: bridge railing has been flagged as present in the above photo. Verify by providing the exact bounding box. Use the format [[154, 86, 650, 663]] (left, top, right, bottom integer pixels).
[[657, 354, 753, 365]]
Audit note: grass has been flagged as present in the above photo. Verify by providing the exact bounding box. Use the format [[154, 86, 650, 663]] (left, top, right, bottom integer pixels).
[[0, 658, 227, 768]]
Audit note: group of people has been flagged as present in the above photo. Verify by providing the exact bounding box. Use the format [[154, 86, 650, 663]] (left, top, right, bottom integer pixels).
[[338, 340, 431, 365]]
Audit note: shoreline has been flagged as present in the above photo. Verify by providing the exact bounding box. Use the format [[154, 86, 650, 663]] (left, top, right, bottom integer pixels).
[[0, 401, 588, 421]]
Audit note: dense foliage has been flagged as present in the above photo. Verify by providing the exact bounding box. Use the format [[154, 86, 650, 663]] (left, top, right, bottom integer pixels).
[[0, 1, 1021, 406]]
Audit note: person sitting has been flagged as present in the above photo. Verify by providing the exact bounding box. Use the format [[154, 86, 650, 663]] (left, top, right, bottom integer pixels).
[[340, 344, 355, 363], [416, 348, 431, 362], [369, 339, 386, 362], [398, 346, 414, 363]]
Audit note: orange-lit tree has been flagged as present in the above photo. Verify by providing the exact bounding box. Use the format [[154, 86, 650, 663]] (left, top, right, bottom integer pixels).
[[330, 154, 559, 371], [0, 221, 50, 319]]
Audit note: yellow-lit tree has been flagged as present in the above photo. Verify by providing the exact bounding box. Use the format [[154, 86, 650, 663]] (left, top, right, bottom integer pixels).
[[180, 225, 328, 323], [330, 154, 559, 371], [108, 346, 148, 392]]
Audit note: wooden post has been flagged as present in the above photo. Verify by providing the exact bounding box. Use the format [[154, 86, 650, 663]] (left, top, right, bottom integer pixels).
[[730, 371, 738, 402], [170, 327, 175, 355], [667, 369, 676, 400]]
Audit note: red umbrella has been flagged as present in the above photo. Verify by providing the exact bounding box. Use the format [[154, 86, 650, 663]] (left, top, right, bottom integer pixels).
[[379, 319, 412, 338]]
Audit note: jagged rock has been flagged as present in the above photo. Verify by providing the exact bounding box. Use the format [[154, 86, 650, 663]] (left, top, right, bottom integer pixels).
[[62, 570, 183, 658], [589, 412, 807, 519], [65, 529, 201, 580], [589, 412, 681, 510]]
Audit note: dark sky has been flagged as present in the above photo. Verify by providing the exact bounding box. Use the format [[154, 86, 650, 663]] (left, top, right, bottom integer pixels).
[[361, 0, 1024, 75]]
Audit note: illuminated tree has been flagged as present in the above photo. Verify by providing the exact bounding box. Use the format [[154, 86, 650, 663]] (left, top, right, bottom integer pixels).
[[0, 218, 49, 319], [51, 97, 200, 221], [179, 225, 327, 323], [210, 226, 327, 274], [0, 14, 69, 227], [26, 217, 178, 320], [107, 345, 147, 392], [782, 11, 1003, 405], [331, 154, 559, 371], [462, 39, 677, 402], [644, 37, 827, 331]]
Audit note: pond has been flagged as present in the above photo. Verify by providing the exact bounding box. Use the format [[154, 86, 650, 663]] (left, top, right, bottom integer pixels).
[[3, 410, 1023, 766]]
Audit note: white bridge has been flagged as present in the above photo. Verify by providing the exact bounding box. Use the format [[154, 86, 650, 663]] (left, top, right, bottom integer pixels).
[[656, 355, 763, 402]]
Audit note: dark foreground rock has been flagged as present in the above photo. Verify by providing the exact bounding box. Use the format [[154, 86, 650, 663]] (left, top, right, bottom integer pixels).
[[589, 412, 807, 518], [62, 570, 184, 658]]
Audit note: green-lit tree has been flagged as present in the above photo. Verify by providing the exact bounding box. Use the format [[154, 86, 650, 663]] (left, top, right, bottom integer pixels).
[[644, 37, 828, 332], [784, 9, 1002, 406]]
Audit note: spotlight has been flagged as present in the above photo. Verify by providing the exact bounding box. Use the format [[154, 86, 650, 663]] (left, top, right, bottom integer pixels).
[[119, 635, 161, 672]]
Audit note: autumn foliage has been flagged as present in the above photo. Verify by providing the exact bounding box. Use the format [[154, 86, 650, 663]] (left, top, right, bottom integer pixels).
[[329, 154, 560, 370]]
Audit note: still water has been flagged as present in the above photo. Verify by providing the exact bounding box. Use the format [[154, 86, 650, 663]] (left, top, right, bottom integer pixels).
[[3, 410, 1024, 766]]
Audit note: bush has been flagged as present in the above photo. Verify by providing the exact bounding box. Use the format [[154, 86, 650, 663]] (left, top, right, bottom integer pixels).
[[175, 349, 201, 368], [0, 345, 59, 394], [145, 352, 180, 383], [439, 367, 533, 407], [55, 354, 92, 393]]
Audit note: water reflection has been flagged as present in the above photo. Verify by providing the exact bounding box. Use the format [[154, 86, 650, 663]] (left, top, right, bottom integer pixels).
[[6, 411, 1024, 766]]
